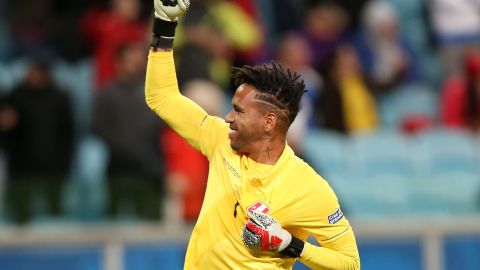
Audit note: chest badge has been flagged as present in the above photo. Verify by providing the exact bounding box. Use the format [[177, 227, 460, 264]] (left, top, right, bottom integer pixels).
[[247, 201, 270, 214]]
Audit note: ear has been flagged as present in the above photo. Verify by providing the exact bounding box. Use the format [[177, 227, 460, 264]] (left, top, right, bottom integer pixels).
[[264, 112, 278, 133]]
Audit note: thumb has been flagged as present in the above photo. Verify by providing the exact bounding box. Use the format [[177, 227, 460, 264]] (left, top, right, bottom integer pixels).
[[177, 0, 190, 11]]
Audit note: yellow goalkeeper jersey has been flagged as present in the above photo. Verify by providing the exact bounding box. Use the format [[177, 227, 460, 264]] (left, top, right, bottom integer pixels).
[[145, 51, 360, 270]]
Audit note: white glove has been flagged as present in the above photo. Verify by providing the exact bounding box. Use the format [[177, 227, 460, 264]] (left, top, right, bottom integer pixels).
[[242, 210, 292, 252], [154, 0, 190, 21]]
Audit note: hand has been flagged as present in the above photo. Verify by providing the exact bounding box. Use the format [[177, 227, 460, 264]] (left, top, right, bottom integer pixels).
[[242, 210, 292, 252], [154, 0, 190, 21]]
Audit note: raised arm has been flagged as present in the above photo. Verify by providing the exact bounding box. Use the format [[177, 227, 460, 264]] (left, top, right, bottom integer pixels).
[[145, 0, 225, 154], [145, 51, 207, 148]]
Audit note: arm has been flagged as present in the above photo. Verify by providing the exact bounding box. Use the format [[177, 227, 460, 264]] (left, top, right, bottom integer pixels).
[[300, 229, 360, 270], [243, 177, 360, 270], [145, 0, 226, 154], [243, 211, 359, 270], [298, 178, 360, 270], [145, 50, 209, 150], [299, 179, 360, 270]]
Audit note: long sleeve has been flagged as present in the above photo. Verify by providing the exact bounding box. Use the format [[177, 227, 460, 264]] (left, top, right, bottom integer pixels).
[[289, 174, 360, 270], [299, 229, 360, 270], [145, 50, 227, 157]]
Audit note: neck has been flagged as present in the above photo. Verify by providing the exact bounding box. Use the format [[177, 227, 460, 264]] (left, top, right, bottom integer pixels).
[[247, 135, 286, 165]]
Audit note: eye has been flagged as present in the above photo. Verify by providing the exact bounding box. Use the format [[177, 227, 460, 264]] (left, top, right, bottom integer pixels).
[[233, 105, 243, 113]]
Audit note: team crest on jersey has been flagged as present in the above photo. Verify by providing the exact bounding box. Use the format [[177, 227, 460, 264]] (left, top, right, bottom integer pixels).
[[247, 201, 270, 214]]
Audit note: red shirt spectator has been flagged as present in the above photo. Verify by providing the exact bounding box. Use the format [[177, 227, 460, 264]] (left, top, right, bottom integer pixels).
[[160, 80, 226, 222], [161, 128, 209, 221], [441, 50, 480, 131], [440, 75, 469, 129], [81, 0, 147, 89]]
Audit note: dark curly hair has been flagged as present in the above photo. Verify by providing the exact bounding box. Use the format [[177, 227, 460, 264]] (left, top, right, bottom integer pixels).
[[232, 62, 305, 129]]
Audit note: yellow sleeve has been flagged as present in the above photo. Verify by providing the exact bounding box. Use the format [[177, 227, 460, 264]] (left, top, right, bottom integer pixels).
[[299, 229, 360, 270], [145, 50, 227, 157], [294, 176, 360, 269]]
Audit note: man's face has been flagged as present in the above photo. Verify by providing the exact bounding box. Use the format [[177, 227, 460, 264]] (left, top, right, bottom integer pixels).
[[224, 84, 266, 153]]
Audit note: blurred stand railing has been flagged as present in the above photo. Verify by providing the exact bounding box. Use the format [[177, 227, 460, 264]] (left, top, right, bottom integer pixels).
[[0, 217, 479, 270]]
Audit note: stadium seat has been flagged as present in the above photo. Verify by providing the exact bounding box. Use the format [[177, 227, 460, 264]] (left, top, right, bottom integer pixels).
[[349, 130, 414, 176], [0, 59, 28, 92], [338, 173, 410, 217], [473, 134, 480, 170], [414, 129, 478, 174], [52, 59, 94, 138], [378, 85, 438, 129], [409, 172, 480, 215], [64, 136, 109, 220], [301, 129, 350, 177]]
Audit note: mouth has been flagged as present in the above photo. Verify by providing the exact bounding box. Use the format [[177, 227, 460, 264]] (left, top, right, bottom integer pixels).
[[229, 127, 238, 139]]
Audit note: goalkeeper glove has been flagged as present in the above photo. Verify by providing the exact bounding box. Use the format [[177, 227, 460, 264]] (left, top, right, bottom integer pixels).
[[152, 0, 190, 49], [242, 210, 305, 258]]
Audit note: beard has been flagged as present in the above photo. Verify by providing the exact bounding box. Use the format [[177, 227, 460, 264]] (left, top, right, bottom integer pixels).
[[229, 135, 243, 152]]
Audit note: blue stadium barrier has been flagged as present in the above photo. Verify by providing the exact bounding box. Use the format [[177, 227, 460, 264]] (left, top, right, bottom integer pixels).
[[124, 243, 185, 270], [444, 235, 480, 270], [358, 238, 422, 270], [0, 236, 480, 270], [0, 246, 102, 270]]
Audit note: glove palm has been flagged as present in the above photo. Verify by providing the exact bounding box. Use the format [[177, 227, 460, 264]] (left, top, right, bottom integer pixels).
[[154, 0, 190, 21]]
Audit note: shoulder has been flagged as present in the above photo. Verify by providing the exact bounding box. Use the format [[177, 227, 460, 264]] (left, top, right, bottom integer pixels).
[[285, 156, 337, 201], [276, 157, 342, 225], [206, 116, 230, 140], [285, 155, 321, 181]]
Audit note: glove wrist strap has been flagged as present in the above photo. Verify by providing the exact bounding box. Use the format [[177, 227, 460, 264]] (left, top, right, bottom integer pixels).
[[280, 236, 304, 258], [151, 18, 178, 49]]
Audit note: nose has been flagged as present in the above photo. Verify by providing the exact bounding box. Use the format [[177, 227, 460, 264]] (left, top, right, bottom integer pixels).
[[224, 110, 234, 124]]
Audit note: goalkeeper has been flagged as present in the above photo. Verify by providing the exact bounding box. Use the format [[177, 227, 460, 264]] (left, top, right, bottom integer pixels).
[[145, 1, 360, 269]]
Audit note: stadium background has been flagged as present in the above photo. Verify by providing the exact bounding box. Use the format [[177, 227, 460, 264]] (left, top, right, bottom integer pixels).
[[0, 0, 480, 269]]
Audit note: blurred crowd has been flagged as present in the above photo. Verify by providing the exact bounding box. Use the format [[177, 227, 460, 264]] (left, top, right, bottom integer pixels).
[[0, 0, 479, 225]]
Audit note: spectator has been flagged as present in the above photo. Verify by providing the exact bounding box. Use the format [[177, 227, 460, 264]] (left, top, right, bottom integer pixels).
[[441, 50, 480, 132], [175, 2, 226, 87], [91, 41, 164, 220], [81, 0, 147, 90], [317, 44, 379, 134], [176, 0, 263, 90], [6, 0, 55, 58], [161, 79, 226, 224], [351, 0, 420, 92], [276, 32, 322, 154], [428, 0, 480, 75], [302, 2, 349, 71], [0, 58, 74, 224]]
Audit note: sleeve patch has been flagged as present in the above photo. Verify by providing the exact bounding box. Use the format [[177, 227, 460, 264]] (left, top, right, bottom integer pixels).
[[328, 208, 344, 224]]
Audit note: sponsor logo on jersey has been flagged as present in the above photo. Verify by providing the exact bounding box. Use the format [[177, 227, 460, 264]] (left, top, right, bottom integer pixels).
[[328, 208, 344, 224], [223, 158, 241, 179], [247, 201, 270, 214]]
